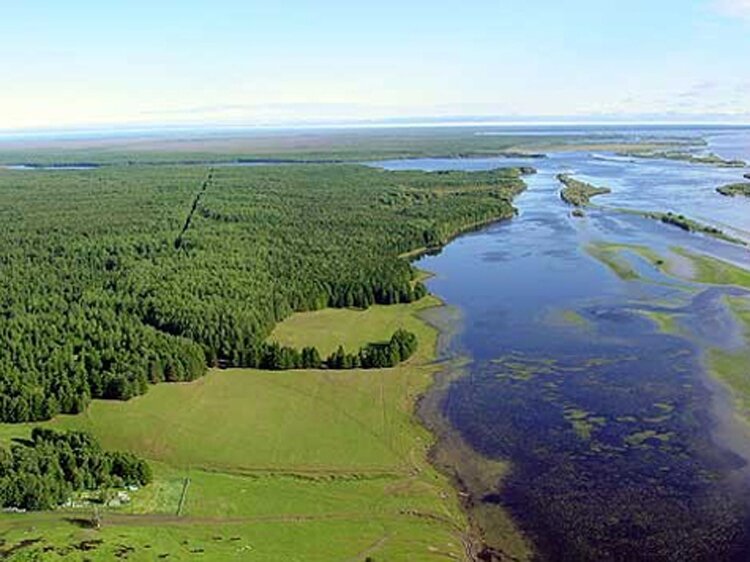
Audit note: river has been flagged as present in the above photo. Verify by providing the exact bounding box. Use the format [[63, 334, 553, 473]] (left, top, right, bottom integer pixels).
[[374, 127, 750, 561]]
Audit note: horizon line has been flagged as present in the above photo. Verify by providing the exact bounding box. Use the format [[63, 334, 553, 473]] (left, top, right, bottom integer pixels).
[[2, 116, 750, 140]]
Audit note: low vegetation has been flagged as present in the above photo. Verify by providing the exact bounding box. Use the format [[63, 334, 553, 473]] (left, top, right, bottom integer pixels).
[[716, 182, 750, 198], [557, 174, 611, 206], [707, 296, 750, 422], [585, 243, 641, 281], [0, 129, 547, 165], [624, 209, 746, 245], [587, 243, 750, 428], [619, 150, 746, 168], [671, 248, 750, 286]]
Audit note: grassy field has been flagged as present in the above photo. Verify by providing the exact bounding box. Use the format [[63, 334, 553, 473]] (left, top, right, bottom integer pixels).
[[269, 298, 435, 358], [0, 296, 473, 561]]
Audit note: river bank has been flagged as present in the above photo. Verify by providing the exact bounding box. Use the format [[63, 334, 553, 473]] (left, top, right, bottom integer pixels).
[[381, 138, 750, 560], [416, 300, 534, 561]]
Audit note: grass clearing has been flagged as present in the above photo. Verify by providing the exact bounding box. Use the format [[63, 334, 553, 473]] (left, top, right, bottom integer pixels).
[[0, 297, 471, 561], [269, 296, 440, 359]]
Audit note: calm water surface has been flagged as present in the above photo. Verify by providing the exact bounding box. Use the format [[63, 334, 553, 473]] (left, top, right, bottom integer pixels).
[[374, 129, 750, 561]]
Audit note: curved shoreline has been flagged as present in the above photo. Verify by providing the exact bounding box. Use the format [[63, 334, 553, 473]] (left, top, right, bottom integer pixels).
[[413, 234, 750, 562], [414, 280, 534, 561]]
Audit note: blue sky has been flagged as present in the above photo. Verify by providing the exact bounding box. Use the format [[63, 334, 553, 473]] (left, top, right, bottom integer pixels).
[[1, 0, 749, 129]]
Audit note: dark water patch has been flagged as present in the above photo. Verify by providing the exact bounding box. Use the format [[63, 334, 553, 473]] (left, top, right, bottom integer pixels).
[[481, 250, 515, 262], [445, 335, 750, 561], [408, 132, 750, 560]]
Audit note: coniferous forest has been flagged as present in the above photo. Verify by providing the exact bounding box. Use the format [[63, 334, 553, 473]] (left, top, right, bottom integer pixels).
[[0, 164, 526, 422]]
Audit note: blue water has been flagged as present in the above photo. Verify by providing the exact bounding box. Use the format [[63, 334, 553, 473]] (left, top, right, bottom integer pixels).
[[373, 129, 750, 561]]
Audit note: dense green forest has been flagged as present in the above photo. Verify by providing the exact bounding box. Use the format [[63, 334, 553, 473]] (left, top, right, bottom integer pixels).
[[327, 328, 419, 369], [0, 164, 526, 422], [0, 428, 151, 510]]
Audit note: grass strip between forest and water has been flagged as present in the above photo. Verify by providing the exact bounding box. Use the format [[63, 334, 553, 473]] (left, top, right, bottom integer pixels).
[[0, 295, 504, 561]]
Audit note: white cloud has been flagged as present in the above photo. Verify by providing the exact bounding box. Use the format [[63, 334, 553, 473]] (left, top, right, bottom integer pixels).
[[716, 0, 750, 19]]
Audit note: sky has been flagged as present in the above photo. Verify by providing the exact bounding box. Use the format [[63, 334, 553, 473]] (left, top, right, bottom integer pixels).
[[1, 0, 749, 130]]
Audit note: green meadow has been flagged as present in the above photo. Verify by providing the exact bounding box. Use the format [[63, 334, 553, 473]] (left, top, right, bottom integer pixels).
[[0, 297, 471, 561]]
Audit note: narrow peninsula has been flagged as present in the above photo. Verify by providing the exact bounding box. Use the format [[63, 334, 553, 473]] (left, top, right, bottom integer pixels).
[[619, 150, 746, 168], [558, 173, 612, 206]]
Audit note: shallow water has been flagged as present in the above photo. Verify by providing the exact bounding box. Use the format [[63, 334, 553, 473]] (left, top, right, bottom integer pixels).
[[373, 128, 750, 561], [1, 164, 99, 170]]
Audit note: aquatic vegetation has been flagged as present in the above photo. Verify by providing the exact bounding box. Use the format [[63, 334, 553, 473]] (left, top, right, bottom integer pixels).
[[624, 429, 674, 447], [585, 241, 698, 288], [563, 408, 607, 440], [586, 243, 641, 280], [491, 355, 560, 381], [417, 360, 534, 560], [414, 140, 750, 560], [641, 310, 681, 335], [557, 173, 612, 206], [672, 249, 750, 287], [655, 402, 676, 413], [542, 308, 592, 331], [560, 310, 589, 328], [706, 296, 750, 422], [445, 343, 748, 560], [588, 242, 750, 290]]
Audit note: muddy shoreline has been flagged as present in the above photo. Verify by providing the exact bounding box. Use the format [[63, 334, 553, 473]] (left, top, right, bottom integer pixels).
[[416, 301, 534, 561]]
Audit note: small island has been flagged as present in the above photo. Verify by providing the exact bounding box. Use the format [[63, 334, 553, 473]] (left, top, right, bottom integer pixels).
[[558, 173, 612, 206], [619, 150, 746, 168], [642, 211, 745, 245], [717, 183, 750, 198]]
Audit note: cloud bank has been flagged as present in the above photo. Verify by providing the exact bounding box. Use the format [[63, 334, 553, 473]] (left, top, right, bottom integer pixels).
[[716, 0, 750, 19]]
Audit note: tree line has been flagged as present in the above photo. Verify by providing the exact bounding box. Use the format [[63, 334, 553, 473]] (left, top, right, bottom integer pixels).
[[257, 328, 418, 371], [327, 329, 418, 369], [0, 428, 151, 511]]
